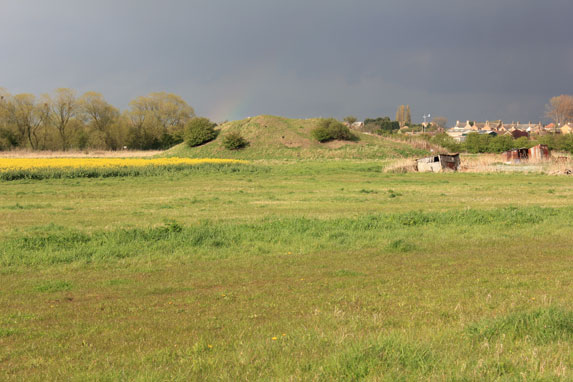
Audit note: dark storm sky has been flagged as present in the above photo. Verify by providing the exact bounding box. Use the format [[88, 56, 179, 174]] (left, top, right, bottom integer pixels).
[[1, 0, 572, 124]]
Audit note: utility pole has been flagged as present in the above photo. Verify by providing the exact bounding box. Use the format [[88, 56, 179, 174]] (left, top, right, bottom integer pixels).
[[423, 114, 430, 133]]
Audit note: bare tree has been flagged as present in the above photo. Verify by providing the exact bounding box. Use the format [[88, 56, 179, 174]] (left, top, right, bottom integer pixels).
[[405, 105, 411, 125], [79, 91, 120, 149], [0, 87, 9, 102], [545, 95, 573, 126], [395, 105, 411, 127], [343, 115, 357, 126], [432, 116, 448, 129], [125, 92, 195, 149], [3, 94, 50, 149], [47, 88, 79, 151], [0, 88, 9, 126]]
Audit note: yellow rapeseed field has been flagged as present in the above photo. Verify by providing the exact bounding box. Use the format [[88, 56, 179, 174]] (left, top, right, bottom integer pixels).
[[0, 157, 246, 171]]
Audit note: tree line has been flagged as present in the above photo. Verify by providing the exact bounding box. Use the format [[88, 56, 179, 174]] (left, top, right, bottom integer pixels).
[[0, 88, 196, 151], [428, 132, 573, 154]]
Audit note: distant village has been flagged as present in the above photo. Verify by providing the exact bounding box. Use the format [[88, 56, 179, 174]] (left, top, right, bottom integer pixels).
[[345, 119, 573, 142], [444, 120, 572, 143]]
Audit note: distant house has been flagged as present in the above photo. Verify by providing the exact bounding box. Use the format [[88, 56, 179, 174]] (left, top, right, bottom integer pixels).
[[510, 129, 529, 139], [447, 119, 543, 140], [486, 120, 503, 131], [344, 121, 364, 129], [503, 122, 517, 132], [447, 121, 472, 142], [454, 120, 475, 130], [481, 121, 496, 131], [561, 123, 573, 135], [514, 122, 542, 134], [497, 125, 509, 133], [447, 131, 467, 142], [544, 123, 556, 132]]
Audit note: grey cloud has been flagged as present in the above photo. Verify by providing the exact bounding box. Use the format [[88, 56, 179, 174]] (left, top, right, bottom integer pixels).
[[1, 0, 572, 124]]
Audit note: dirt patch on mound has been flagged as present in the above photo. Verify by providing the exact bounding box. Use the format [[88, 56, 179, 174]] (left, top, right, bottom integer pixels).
[[323, 140, 358, 149]]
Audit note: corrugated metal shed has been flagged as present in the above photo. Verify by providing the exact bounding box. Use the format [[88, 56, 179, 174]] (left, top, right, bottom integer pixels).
[[528, 144, 550, 161], [417, 153, 460, 172], [503, 148, 529, 162]]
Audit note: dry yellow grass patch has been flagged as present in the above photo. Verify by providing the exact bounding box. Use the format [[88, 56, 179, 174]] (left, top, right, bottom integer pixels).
[[383, 158, 418, 173], [384, 153, 572, 175], [459, 154, 504, 172]]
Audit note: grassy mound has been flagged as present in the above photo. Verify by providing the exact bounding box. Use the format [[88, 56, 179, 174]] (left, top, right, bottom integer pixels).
[[164, 115, 429, 160]]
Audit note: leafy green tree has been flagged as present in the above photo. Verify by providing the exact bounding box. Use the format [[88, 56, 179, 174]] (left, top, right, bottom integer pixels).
[[185, 117, 217, 147], [364, 117, 400, 133], [514, 137, 532, 149], [223, 131, 248, 150], [311, 118, 355, 142], [487, 135, 514, 153], [464, 133, 491, 153], [429, 132, 461, 152], [311, 125, 333, 142], [537, 134, 573, 153]]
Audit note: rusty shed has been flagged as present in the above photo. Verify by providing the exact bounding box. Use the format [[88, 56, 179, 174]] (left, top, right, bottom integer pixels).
[[528, 144, 550, 161], [503, 148, 529, 162], [417, 153, 460, 172]]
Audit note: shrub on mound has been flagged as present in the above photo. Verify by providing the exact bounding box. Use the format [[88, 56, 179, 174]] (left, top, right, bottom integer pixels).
[[184, 117, 217, 147], [311, 118, 356, 143], [223, 132, 249, 150]]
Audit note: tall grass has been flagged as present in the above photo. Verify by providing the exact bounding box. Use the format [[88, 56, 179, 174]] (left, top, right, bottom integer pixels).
[[2, 205, 569, 266], [0, 162, 260, 181], [468, 307, 573, 344]]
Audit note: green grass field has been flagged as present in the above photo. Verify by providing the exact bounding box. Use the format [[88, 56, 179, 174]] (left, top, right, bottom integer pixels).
[[1, 161, 572, 381]]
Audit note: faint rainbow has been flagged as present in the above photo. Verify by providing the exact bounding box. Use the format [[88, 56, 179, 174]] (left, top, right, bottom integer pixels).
[[208, 55, 278, 123]]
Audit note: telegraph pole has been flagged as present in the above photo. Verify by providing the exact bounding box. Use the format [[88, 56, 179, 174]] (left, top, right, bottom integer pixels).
[[423, 114, 430, 133]]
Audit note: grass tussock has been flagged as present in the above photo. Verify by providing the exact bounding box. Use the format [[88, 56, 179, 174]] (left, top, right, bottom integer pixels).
[[323, 336, 436, 380], [467, 307, 573, 344]]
